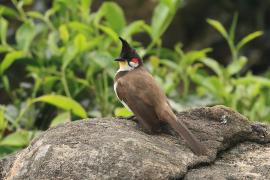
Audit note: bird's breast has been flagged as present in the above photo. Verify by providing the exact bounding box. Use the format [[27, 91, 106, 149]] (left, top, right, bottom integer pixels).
[[114, 80, 132, 112]]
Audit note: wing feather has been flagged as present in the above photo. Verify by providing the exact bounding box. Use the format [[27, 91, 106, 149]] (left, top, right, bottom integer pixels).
[[115, 69, 163, 131]]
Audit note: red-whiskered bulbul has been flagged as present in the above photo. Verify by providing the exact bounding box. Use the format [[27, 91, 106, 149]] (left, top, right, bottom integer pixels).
[[114, 37, 207, 155]]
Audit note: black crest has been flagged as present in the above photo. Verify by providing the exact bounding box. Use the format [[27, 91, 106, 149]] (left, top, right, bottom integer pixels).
[[115, 37, 140, 61]]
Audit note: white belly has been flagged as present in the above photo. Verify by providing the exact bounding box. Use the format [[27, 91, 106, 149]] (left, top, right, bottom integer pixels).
[[114, 81, 132, 112]]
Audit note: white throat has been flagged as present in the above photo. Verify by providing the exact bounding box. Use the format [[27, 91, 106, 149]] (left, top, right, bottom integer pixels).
[[117, 61, 138, 72], [117, 65, 134, 72]]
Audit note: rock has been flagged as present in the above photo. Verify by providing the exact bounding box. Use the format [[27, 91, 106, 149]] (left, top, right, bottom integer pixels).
[[185, 142, 270, 180], [1, 106, 269, 179]]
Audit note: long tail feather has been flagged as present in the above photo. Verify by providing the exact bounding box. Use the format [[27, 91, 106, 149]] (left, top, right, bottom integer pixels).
[[165, 111, 208, 155]]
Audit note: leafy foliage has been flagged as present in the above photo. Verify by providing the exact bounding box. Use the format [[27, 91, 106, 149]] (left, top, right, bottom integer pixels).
[[191, 16, 268, 121]]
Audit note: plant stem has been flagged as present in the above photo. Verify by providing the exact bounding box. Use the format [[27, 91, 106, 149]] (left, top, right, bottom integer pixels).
[[61, 70, 71, 97], [13, 99, 32, 129], [227, 39, 238, 62], [11, 0, 28, 22], [182, 75, 189, 98], [103, 72, 109, 115]]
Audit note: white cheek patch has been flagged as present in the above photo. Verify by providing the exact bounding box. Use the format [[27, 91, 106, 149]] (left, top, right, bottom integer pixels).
[[117, 61, 133, 72], [129, 61, 139, 68]]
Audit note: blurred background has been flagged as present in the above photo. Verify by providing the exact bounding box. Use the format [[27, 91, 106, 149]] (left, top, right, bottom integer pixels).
[[0, 0, 270, 157]]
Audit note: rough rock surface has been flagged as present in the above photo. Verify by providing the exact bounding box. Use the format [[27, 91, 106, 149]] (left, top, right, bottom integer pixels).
[[0, 105, 269, 180], [185, 142, 270, 180]]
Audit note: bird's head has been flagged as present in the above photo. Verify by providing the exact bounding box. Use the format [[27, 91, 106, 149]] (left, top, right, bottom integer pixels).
[[115, 37, 142, 71]]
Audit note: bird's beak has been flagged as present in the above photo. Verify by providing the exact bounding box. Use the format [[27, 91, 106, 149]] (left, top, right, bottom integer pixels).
[[114, 57, 125, 61]]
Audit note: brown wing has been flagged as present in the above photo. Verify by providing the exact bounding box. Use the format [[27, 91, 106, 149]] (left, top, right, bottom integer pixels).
[[115, 67, 166, 132]]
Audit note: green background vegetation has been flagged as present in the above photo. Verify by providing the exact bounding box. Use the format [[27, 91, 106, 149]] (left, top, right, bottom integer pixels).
[[0, 0, 269, 157]]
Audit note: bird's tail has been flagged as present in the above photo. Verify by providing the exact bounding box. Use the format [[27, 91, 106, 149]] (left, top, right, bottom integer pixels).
[[161, 109, 208, 155]]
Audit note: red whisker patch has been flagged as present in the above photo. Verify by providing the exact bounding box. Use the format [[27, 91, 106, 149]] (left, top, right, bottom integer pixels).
[[131, 58, 139, 63]]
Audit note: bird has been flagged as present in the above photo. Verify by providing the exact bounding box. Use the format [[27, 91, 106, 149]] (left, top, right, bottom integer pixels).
[[114, 37, 208, 155]]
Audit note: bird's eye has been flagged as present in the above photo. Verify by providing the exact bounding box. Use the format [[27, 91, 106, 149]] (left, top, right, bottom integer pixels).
[[131, 58, 139, 63]]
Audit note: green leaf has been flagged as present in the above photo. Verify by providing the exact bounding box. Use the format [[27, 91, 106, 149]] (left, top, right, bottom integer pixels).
[[0, 145, 20, 157], [236, 31, 263, 50], [0, 17, 8, 45], [122, 20, 150, 38], [183, 48, 212, 65], [159, 59, 181, 73], [204, 77, 224, 97], [151, 0, 182, 40], [73, 77, 89, 87], [80, 0, 92, 12], [0, 105, 7, 132], [89, 52, 115, 78], [47, 32, 60, 55], [226, 56, 247, 76], [61, 44, 78, 70], [0, 130, 31, 147], [207, 18, 228, 39], [84, 36, 103, 51], [248, 83, 261, 98], [114, 107, 133, 117], [74, 33, 87, 52], [80, 0, 92, 20], [250, 96, 265, 121], [151, 2, 169, 38], [0, 5, 18, 17], [2, 75, 10, 92], [16, 21, 36, 51], [191, 73, 224, 98], [0, 45, 11, 53], [33, 95, 87, 118], [98, 2, 126, 34], [27, 11, 44, 19], [0, 51, 25, 74], [59, 24, 69, 43], [149, 56, 160, 68], [98, 25, 118, 42], [22, 0, 33, 5], [67, 21, 93, 33], [229, 13, 238, 43], [50, 112, 71, 128], [234, 76, 270, 87], [45, 8, 57, 19], [44, 76, 59, 93], [199, 58, 223, 77]]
